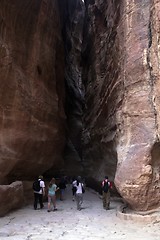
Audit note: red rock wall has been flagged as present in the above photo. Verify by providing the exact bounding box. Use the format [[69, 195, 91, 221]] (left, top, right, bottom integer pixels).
[[0, 0, 66, 183], [83, 0, 160, 210], [115, 0, 160, 211]]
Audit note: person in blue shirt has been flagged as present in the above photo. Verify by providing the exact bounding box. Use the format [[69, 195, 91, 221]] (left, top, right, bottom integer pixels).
[[47, 178, 59, 212]]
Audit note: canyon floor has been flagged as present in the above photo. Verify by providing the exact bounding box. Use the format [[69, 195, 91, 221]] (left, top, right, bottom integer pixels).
[[0, 185, 159, 240]]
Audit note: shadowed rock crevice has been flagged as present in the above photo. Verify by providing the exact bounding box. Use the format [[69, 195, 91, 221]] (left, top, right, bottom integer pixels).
[[150, 142, 160, 207], [58, 0, 85, 176], [82, 0, 121, 191]]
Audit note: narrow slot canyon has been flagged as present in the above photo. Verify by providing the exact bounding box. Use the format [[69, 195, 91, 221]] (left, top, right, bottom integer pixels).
[[0, 0, 160, 221]]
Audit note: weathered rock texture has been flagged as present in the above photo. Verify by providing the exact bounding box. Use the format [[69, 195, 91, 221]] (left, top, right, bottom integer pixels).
[[0, 0, 66, 184], [0, 181, 24, 216], [83, 0, 160, 210], [0, 0, 86, 216], [58, 0, 85, 176], [114, 0, 160, 211]]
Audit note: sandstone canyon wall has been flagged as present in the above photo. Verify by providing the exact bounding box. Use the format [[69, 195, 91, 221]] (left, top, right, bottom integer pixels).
[[0, 0, 86, 216], [0, 0, 66, 208], [83, 0, 160, 210], [0, 0, 160, 215]]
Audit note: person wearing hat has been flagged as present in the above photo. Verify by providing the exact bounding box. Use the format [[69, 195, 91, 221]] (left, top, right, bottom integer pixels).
[[33, 175, 45, 210]]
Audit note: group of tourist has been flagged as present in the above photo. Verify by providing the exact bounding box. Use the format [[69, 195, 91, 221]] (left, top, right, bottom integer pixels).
[[33, 175, 112, 212]]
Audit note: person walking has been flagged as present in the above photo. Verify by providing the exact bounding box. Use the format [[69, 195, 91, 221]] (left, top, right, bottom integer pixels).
[[47, 178, 59, 212], [75, 176, 84, 211], [59, 176, 66, 201], [72, 177, 77, 201], [33, 175, 45, 210], [101, 176, 112, 210]]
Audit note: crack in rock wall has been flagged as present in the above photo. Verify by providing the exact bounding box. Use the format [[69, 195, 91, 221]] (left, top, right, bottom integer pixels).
[[58, 0, 85, 177]]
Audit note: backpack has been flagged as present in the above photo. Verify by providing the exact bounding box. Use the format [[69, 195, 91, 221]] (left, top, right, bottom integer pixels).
[[102, 181, 109, 193], [81, 183, 85, 193], [33, 180, 41, 192]]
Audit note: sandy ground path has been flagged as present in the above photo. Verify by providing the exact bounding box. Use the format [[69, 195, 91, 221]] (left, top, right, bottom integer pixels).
[[0, 185, 159, 240]]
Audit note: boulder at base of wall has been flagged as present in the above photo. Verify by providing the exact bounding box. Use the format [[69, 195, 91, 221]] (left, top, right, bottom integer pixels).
[[0, 181, 24, 217]]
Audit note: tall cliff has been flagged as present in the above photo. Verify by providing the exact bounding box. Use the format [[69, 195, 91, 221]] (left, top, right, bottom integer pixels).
[[83, 0, 160, 210], [0, 0, 85, 216], [0, 0, 66, 184]]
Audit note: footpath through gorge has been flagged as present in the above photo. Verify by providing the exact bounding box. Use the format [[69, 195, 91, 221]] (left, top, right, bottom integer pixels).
[[0, 185, 159, 240]]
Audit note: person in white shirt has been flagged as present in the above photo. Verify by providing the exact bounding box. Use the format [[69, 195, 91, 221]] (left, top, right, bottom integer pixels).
[[33, 175, 45, 210], [75, 176, 84, 210]]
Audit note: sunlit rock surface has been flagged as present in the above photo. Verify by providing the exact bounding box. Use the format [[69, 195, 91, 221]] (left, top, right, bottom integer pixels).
[[83, 0, 160, 210]]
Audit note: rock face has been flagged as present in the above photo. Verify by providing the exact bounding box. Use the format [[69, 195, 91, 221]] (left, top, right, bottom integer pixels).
[[0, 0, 66, 184], [82, 0, 120, 187], [114, 0, 160, 211], [83, 0, 160, 210], [58, 0, 85, 176], [0, 181, 24, 216]]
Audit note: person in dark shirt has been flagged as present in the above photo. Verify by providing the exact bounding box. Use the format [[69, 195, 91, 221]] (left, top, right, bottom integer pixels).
[[101, 176, 112, 210], [59, 177, 66, 201]]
